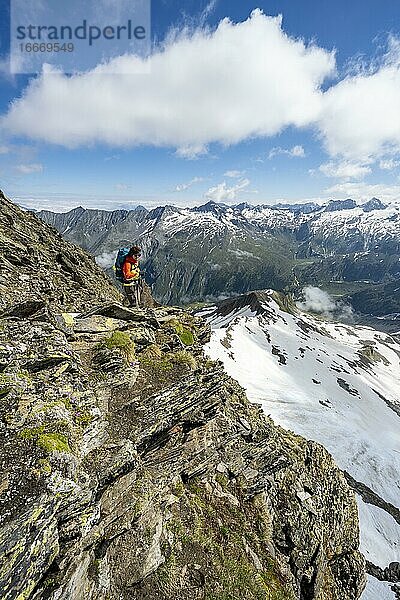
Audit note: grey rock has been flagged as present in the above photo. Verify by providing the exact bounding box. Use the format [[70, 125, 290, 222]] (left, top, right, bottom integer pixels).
[[0, 194, 366, 600]]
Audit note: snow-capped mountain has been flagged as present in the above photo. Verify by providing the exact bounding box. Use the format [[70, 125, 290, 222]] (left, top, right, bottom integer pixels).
[[200, 290, 400, 600], [37, 198, 400, 316]]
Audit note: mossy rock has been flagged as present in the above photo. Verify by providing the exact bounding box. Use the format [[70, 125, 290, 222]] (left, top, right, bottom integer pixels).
[[155, 480, 294, 600], [162, 318, 195, 346], [100, 330, 136, 363], [20, 425, 71, 454]]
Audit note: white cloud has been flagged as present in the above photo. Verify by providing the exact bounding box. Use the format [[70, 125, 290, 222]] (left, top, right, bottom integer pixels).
[[174, 176, 204, 192], [95, 251, 116, 269], [290, 144, 306, 157], [1, 11, 335, 152], [16, 163, 43, 174], [3, 11, 400, 170], [297, 286, 354, 322], [268, 144, 305, 159], [115, 183, 129, 191], [224, 170, 245, 178], [175, 145, 208, 159], [325, 181, 400, 203], [379, 158, 399, 170], [318, 39, 400, 161], [205, 178, 250, 202], [0, 145, 9, 154], [319, 160, 371, 180]]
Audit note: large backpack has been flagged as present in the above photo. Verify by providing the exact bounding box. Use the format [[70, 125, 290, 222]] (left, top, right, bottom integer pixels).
[[114, 248, 130, 282]]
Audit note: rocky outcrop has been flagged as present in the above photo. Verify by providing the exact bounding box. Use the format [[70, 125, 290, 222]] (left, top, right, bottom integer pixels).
[[0, 190, 122, 312], [0, 195, 365, 599], [0, 300, 365, 599]]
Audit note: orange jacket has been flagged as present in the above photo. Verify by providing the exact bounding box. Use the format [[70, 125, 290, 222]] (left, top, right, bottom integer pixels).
[[122, 256, 140, 281]]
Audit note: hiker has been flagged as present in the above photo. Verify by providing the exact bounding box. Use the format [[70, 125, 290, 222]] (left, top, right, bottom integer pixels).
[[114, 245, 142, 307]]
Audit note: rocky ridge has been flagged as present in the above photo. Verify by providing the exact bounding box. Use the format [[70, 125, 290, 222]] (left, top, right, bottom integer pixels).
[[0, 191, 121, 312], [201, 289, 400, 599], [0, 193, 365, 599]]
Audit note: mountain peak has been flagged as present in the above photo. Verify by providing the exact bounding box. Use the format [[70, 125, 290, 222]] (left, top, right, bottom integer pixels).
[[194, 200, 228, 213], [210, 290, 297, 318], [324, 198, 356, 212], [362, 197, 386, 212], [272, 201, 320, 214]]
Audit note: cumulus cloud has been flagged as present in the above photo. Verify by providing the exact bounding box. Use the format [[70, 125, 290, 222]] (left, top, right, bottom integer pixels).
[[319, 160, 371, 179], [174, 176, 203, 192], [205, 178, 250, 202], [3, 10, 400, 170], [297, 286, 354, 322], [16, 163, 43, 174], [268, 144, 305, 159], [318, 38, 400, 162], [1, 11, 335, 152]]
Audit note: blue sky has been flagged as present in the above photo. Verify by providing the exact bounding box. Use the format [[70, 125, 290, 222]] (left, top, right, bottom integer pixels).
[[0, 0, 400, 211]]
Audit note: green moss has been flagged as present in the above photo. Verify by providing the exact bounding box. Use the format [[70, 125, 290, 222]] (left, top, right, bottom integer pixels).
[[32, 401, 63, 414], [179, 328, 194, 346], [171, 480, 185, 497], [38, 459, 52, 474], [219, 525, 230, 537], [139, 354, 174, 374], [20, 425, 46, 440], [101, 330, 136, 362], [209, 556, 290, 600], [20, 426, 71, 454], [74, 411, 94, 427], [60, 396, 72, 410], [37, 433, 71, 453], [0, 372, 32, 397], [163, 318, 195, 346], [215, 473, 229, 488]]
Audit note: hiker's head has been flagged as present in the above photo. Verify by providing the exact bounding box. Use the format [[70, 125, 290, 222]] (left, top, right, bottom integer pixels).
[[129, 245, 141, 257]]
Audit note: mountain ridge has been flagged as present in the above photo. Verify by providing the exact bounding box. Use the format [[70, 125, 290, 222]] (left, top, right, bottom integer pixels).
[[36, 196, 400, 316], [201, 289, 400, 600]]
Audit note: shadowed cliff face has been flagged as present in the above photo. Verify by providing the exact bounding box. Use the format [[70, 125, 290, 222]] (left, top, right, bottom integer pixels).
[[0, 195, 365, 600]]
